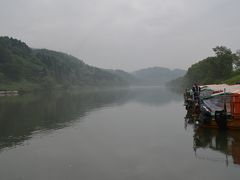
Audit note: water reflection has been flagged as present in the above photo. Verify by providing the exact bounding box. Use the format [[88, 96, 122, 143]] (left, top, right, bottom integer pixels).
[[130, 86, 181, 106], [193, 128, 240, 167], [0, 86, 180, 151], [185, 109, 240, 167]]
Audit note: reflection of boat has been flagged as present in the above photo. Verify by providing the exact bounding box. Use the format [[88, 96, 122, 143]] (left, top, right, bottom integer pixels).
[[0, 90, 18, 96], [193, 128, 240, 166], [184, 84, 240, 129]]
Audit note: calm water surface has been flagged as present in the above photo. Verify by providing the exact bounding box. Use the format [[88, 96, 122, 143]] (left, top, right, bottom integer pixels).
[[0, 86, 239, 180]]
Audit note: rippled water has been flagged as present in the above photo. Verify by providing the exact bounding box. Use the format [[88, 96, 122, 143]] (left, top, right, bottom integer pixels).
[[0, 86, 239, 180]]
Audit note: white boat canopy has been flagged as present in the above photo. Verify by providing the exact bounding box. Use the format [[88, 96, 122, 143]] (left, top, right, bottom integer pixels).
[[200, 84, 240, 94]]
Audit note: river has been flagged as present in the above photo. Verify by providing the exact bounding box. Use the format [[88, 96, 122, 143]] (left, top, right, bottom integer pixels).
[[0, 86, 239, 180]]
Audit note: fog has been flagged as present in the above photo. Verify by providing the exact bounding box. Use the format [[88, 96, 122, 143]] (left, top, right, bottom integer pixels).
[[0, 0, 239, 71]]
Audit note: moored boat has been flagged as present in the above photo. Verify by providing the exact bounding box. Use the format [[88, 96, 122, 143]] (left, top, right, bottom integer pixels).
[[184, 84, 240, 129]]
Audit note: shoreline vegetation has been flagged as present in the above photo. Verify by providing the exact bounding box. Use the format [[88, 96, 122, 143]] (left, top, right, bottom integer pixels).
[[0, 36, 185, 94], [167, 46, 240, 91]]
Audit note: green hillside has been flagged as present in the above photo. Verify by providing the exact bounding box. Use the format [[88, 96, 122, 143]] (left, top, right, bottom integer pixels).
[[0, 37, 127, 92], [168, 46, 240, 89]]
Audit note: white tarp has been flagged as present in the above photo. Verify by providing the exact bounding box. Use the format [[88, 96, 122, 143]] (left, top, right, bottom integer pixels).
[[200, 84, 240, 94]]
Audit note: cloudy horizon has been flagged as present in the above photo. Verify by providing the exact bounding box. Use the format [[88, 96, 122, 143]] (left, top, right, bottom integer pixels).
[[0, 0, 240, 71]]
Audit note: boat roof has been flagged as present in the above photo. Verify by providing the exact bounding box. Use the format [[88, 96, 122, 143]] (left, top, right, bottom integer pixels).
[[200, 84, 240, 94]]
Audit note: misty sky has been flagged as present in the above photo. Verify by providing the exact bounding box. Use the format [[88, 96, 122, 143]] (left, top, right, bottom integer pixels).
[[0, 0, 240, 71]]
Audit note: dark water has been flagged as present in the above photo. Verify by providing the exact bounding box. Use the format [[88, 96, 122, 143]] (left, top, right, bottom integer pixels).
[[0, 86, 239, 180]]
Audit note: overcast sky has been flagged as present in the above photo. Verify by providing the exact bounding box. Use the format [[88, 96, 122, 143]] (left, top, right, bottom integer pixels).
[[0, 0, 240, 71]]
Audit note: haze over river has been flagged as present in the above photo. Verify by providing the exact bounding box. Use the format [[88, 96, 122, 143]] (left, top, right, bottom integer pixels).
[[0, 86, 239, 180]]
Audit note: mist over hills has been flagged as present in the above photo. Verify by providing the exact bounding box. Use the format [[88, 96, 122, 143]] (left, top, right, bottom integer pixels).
[[133, 67, 186, 85], [0, 36, 185, 92], [106, 67, 186, 86]]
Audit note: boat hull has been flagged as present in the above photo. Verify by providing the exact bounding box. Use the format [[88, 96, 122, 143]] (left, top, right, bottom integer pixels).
[[200, 119, 240, 130]]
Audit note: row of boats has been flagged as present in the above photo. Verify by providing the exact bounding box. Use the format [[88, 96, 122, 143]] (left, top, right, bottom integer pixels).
[[184, 84, 240, 130]]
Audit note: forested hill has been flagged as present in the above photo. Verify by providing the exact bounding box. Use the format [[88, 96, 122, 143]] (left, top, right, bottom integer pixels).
[[133, 67, 186, 85], [0, 37, 127, 92], [168, 46, 240, 90]]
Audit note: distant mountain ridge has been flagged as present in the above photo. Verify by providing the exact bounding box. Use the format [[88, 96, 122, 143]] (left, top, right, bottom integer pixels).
[[132, 67, 186, 85], [106, 69, 140, 84]]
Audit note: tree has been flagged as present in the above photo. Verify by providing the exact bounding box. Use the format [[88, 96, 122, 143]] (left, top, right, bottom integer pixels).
[[183, 46, 237, 86], [212, 46, 236, 77], [213, 46, 232, 57], [233, 50, 240, 70]]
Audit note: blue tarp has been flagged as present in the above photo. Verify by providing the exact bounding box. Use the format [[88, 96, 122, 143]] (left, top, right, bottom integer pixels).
[[202, 94, 231, 115]]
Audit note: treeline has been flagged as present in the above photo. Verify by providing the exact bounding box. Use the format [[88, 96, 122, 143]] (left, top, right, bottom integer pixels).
[[168, 46, 240, 90], [0, 37, 127, 92]]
